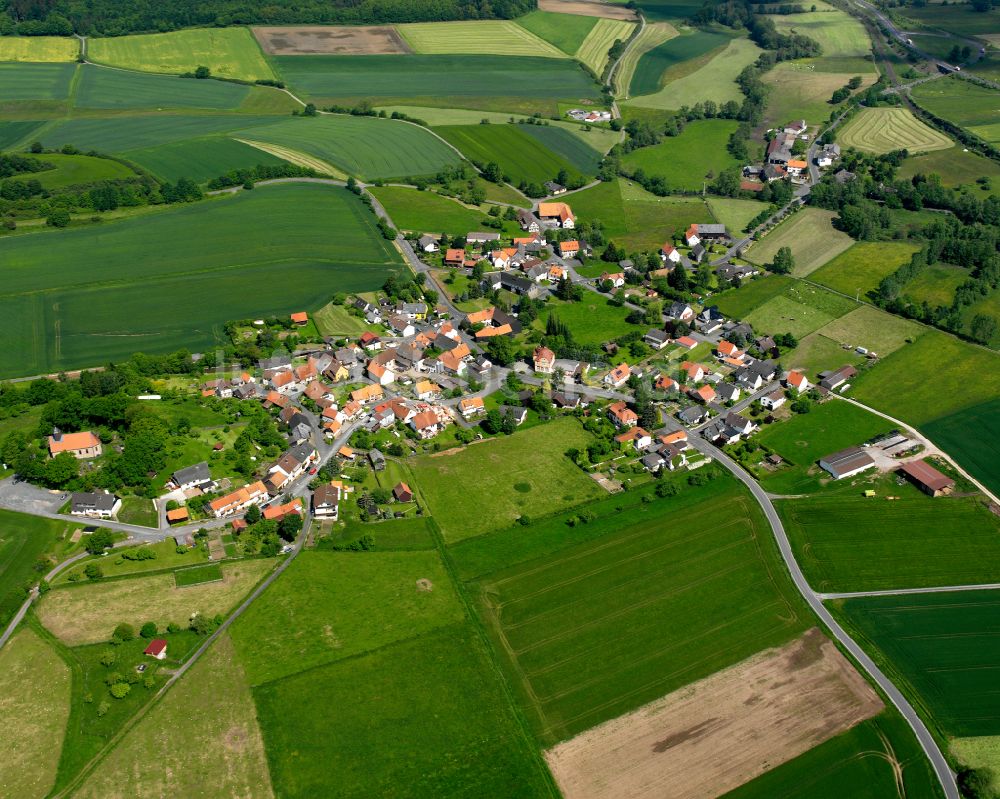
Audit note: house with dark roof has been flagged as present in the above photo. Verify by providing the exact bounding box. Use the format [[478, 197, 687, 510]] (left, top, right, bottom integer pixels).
[[71, 491, 120, 519], [170, 462, 214, 493], [819, 447, 876, 480]]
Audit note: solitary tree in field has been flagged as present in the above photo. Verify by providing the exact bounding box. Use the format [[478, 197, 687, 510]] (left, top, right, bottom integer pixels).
[[770, 246, 795, 275]]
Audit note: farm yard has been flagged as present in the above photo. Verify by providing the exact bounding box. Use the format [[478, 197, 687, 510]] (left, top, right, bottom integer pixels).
[[0, 184, 402, 378], [545, 630, 882, 799], [837, 108, 953, 155], [837, 589, 1000, 738], [745, 208, 854, 276], [781, 492, 1000, 592], [86, 28, 276, 82], [469, 478, 809, 743]]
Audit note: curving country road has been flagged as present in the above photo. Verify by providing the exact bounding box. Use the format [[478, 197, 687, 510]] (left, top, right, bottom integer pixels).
[[687, 436, 960, 799]]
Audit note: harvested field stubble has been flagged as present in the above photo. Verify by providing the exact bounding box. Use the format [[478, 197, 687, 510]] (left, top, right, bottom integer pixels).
[[545, 629, 883, 799], [253, 25, 411, 55]]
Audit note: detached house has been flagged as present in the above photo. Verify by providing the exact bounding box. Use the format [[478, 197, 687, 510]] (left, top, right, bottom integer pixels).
[[533, 346, 555, 375], [170, 462, 215, 493], [615, 426, 653, 452], [444, 248, 465, 267], [459, 396, 485, 418], [660, 244, 682, 264], [558, 240, 580, 259], [607, 401, 638, 428], [418, 234, 440, 253], [785, 370, 810, 393], [689, 384, 717, 404], [70, 491, 121, 519], [600, 271, 625, 288], [517, 209, 541, 232], [409, 409, 448, 439]]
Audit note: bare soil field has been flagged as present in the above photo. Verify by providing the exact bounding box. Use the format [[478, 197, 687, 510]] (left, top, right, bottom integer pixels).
[[544, 628, 883, 799], [538, 0, 638, 20], [252, 26, 412, 55]]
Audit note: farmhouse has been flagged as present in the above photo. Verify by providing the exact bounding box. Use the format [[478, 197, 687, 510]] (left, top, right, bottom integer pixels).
[[660, 244, 682, 264], [818, 365, 857, 391], [48, 430, 102, 459], [467, 231, 501, 245], [538, 202, 575, 228], [558, 240, 580, 258], [819, 447, 876, 480], [144, 639, 168, 660], [517, 209, 541, 232], [898, 459, 955, 497], [70, 491, 121, 519]]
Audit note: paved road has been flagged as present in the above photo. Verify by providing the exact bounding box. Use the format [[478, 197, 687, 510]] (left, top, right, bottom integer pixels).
[[687, 436, 959, 799], [820, 581, 1000, 600]]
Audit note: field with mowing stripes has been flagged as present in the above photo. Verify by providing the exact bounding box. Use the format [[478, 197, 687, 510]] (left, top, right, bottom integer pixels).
[[0, 62, 75, 101], [87, 28, 275, 82], [837, 589, 1000, 737], [575, 18, 636, 75], [517, 123, 604, 173], [234, 115, 461, 180], [435, 124, 585, 185], [0, 36, 77, 61], [275, 54, 601, 115], [0, 184, 401, 377], [124, 136, 286, 182], [781, 492, 1000, 592], [627, 36, 760, 110], [746, 208, 853, 275], [516, 10, 599, 55], [468, 477, 809, 744], [628, 29, 731, 96], [397, 20, 567, 58], [838, 107, 953, 155]]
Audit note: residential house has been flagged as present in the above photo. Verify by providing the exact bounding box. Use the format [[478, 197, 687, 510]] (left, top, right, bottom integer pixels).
[[677, 404, 709, 425], [714, 382, 740, 403], [351, 384, 384, 405], [544, 180, 566, 195], [816, 143, 841, 168], [437, 344, 470, 376], [716, 263, 761, 283], [444, 248, 465, 267], [558, 240, 580, 259], [604, 363, 631, 388], [170, 462, 215, 493], [263, 497, 303, 522], [607, 400, 638, 428], [259, 354, 292, 372], [695, 306, 726, 334], [644, 329, 670, 350], [323, 361, 350, 384], [675, 335, 698, 350], [551, 391, 581, 409], [209, 481, 268, 518], [690, 243, 706, 263], [537, 202, 575, 228], [660, 244, 682, 264], [533, 346, 556, 375], [681, 361, 705, 383], [268, 370, 296, 393], [393, 482, 414, 503], [359, 331, 382, 351], [615, 426, 652, 452], [785, 370, 810, 393], [786, 159, 807, 177], [312, 482, 345, 519], [655, 374, 678, 393], [490, 246, 521, 270], [690, 384, 716, 404], [482, 271, 543, 298], [291, 312, 309, 327], [459, 396, 485, 418], [395, 302, 428, 321], [294, 360, 317, 384], [499, 405, 528, 426], [665, 302, 695, 323], [784, 119, 807, 135], [685, 224, 701, 248], [762, 163, 787, 182], [144, 639, 168, 660], [819, 447, 876, 480], [70, 491, 120, 519], [414, 379, 442, 400], [517, 209, 541, 232], [716, 340, 744, 361], [467, 231, 501, 245], [48, 430, 102, 459], [418, 234, 440, 253], [760, 389, 786, 410], [600, 271, 625, 288], [467, 355, 493, 380], [386, 316, 416, 337], [409, 408, 448, 439]]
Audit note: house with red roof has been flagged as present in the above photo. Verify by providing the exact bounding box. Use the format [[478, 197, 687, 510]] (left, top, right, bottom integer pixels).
[[144, 639, 168, 660], [690, 384, 717, 404], [604, 362, 631, 388], [784, 370, 810, 393], [607, 400, 637, 428]]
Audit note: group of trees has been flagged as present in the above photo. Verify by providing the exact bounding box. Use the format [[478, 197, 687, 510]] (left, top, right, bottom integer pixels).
[[0, 0, 534, 36]]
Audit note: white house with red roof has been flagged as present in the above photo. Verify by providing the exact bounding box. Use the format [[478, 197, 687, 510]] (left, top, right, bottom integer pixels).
[[784, 370, 810, 393]]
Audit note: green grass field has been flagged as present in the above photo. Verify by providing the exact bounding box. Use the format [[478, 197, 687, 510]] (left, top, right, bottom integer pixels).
[[903, 2, 1000, 37], [368, 186, 486, 234], [755, 399, 893, 494], [74, 64, 251, 110], [0, 36, 78, 62], [174, 563, 223, 587], [469, 477, 809, 743], [123, 135, 285, 182], [0, 183, 401, 377], [568, 178, 711, 249], [0, 119, 44, 149], [621, 118, 740, 191], [274, 54, 601, 115], [576, 18, 636, 75], [516, 10, 600, 55], [312, 301, 378, 337], [236, 114, 460, 180], [961, 287, 1000, 347], [911, 77, 1000, 140], [763, 63, 876, 127], [903, 263, 969, 306], [951, 736, 1000, 796], [713, 274, 795, 318], [850, 329, 1000, 425], [899, 147, 1000, 192], [721, 712, 943, 799], [0, 510, 77, 630], [410, 418, 604, 543], [628, 28, 732, 96], [75, 634, 273, 799], [837, 589, 1000, 737], [36, 114, 280, 154], [745, 282, 859, 340], [229, 550, 464, 685], [252, 623, 554, 798], [746, 208, 854, 275], [435, 123, 585, 185], [817, 304, 925, 357], [707, 196, 771, 234], [627, 37, 761, 110], [517, 123, 604, 174], [838, 107, 953, 155], [9, 153, 137, 189], [87, 28, 275, 82], [536, 294, 636, 346], [397, 20, 567, 58], [58, 540, 208, 585], [0, 62, 76, 101], [0, 627, 71, 799], [768, 5, 872, 58], [782, 491, 1000, 591], [924, 397, 1000, 498], [809, 241, 920, 300], [616, 21, 678, 97]]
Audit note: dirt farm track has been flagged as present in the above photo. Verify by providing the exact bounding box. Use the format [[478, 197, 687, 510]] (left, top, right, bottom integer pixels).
[[545, 629, 884, 799]]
